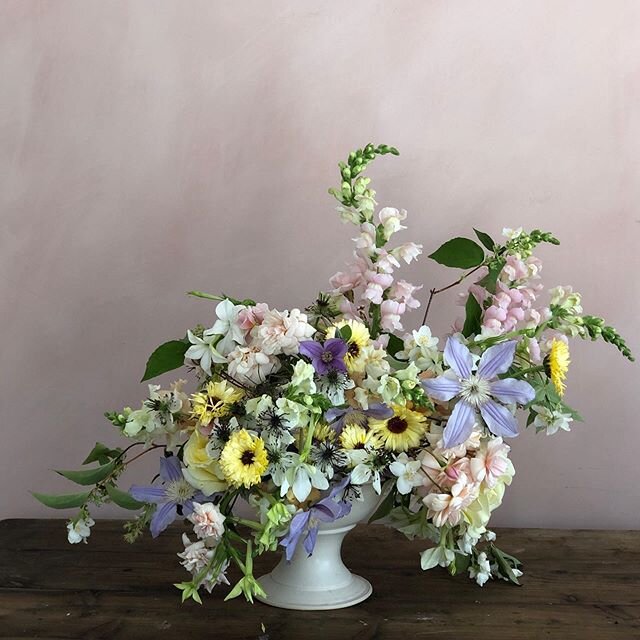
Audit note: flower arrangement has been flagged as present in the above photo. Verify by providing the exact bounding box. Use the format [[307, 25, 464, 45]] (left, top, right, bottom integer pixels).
[[35, 144, 633, 603]]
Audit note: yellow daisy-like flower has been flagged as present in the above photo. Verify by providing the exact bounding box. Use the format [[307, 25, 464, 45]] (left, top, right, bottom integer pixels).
[[326, 320, 370, 373], [369, 404, 427, 452], [547, 339, 570, 397], [219, 429, 268, 488], [313, 422, 337, 442], [191, 380, 244, 425], [339, 424, 374, 450]]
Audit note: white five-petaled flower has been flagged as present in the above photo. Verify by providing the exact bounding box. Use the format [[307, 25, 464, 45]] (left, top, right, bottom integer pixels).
[[67, 517, 95, 544], [206, 299, 246, 356], [185, 330, 226, 375], [389, 453, 424, 495]]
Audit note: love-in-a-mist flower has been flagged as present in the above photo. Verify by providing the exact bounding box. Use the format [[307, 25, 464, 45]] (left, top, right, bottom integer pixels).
[[130, 457, 206, 538], [422, 338, 535, 448], [299, 338, 348, 375]]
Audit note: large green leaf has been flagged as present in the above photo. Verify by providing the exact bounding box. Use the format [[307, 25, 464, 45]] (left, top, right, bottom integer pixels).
[[105, 484, 144, 510], [141, 340, 189, 382], [386, 334, 405, 359], [462, 294, 482, 338], [473, 228, 496, 251], [82, 442, 121, 466], [32, 490, 91, 509], [368, 485, 396, 523], [55, 460, 116, 486], [428, 237, 485, 269]]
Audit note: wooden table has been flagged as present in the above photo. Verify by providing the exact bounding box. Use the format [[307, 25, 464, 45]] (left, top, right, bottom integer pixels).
[[0, 520, 638, 639]]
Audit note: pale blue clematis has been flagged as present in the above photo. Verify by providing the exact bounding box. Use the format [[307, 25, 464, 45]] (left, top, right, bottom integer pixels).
[[421, 337, 535, 448]]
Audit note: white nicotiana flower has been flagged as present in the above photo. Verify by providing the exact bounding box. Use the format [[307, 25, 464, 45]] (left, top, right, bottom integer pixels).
[[123, 407, 163, 438], [532, 405, 573, 435], [389, 453, 424, 495], [188, 502, 226, 542], [279, 456, 329, 502], [502, 227, 523, 240], [290, 360, 317, 395], [185, 329, 227, 375], [67, 517, 95, 544], [420, 545, 455, 570], [244, 394, 274, 417], [350, 457, 382, 494], [206, 299, 246, 356], [469, 551, 492, 586]]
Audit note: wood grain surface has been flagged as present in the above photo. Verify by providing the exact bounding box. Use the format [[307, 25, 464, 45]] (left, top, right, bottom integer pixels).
[[1, 519, 638, 639]]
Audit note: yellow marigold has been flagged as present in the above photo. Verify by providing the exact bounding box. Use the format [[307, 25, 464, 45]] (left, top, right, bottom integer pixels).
[[547, 339, 570, 397], [369, 404, 426, 452], [191, 380, 244, 425], [219, 429, 268, 488]]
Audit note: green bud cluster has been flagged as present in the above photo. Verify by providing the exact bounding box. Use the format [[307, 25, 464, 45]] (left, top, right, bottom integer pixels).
[[104, 409, 130, 428], [582, 315, 634, 361], [505, 229, 560, 258], [328, 143, 399, 212]]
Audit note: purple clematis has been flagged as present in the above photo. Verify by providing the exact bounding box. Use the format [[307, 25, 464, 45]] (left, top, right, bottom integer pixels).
[[279, 476, 352, 560], [422, 337, 535, 449], [130, 456, 206, 538], [299, 338, 348, 375], [325, 403, 394, 434]]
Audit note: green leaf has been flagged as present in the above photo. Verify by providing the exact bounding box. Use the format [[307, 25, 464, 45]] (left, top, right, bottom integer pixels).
[[32, 490, 91, 509], [83, 442, 121, 466], [428, 237, 485, 269], [105, 484, 144, 510], [368, 485, 396, 523], [187, 290, 225, 301], [490, 544, 521, 585], [386, 334, 405, 359], [477, 264, 501, 295], [55, 460, 116, 486], [339, 324, 352, 342], [473, 229, 496, 251], [462, 294, 482, 338], [453, 551, 471, 575], [141, 340, 189, 382]]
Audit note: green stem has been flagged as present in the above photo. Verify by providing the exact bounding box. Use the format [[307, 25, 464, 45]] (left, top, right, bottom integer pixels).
[[299, 418, 317, 462], [510, 365, 545, 379]]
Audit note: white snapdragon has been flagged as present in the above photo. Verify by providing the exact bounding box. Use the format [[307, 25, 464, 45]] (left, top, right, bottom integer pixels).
[[378, 207, 407, 239], [290, 360, 317, 395], [469, 551, 492, 586], [67, 517, 95, 544]]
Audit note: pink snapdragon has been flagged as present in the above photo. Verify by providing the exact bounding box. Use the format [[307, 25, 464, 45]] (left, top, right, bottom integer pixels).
[[380, 299, 406, 332], [390, 280, 422, 310], [391, 242, 423, 265], [362, 271, 394, 305], [329, 256, 368, 294]]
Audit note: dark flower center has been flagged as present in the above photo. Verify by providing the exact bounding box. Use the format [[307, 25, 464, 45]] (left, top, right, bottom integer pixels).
[[348, 342, 360, 357], [321, 351, 334, 363], [241, 450, 255, 465], [387, 417, 408, 434]]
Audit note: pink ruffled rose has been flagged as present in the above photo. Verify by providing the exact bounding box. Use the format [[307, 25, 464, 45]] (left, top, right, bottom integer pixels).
[[188, 502, 226, 541], [237, 303, 269, 332], [470, 438, 511, 488]]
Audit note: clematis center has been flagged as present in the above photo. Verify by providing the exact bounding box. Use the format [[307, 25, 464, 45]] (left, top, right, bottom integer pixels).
[[165, 478, 195, 504], [321, 351, 334, 363], [459, 375, 491, 408]]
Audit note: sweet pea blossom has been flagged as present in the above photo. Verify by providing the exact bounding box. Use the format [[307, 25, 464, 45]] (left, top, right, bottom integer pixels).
[[422, 338, 535, 448]]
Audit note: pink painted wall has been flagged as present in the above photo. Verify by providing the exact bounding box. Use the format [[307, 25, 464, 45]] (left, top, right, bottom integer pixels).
[[1, 1, 639, 528]]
